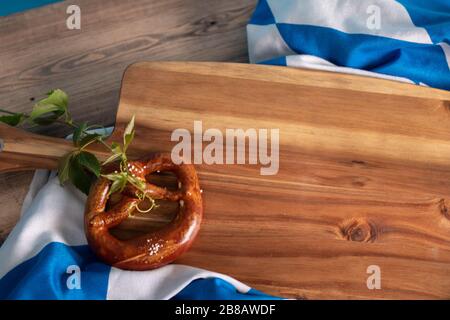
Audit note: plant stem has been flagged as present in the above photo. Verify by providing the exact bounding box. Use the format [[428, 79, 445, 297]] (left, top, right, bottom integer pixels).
[[0, 108, 18, 115], [97, 138, 113, 152], [79, 139, 99, 151], [62, 119, 78, 129]]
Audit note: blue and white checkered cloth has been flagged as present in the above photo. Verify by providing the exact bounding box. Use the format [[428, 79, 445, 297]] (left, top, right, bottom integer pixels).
[[247, 0, 450, 90]]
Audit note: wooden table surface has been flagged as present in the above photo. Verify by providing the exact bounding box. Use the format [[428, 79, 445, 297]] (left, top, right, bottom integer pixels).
[[0, 0, 256, 245]]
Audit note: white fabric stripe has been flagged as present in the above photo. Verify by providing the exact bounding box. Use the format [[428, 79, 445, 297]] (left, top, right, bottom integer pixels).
[[267, 0, 432, 44], [439, 42, 450, 70], [285, 54, 415, 84], [247, 24, 296, 63], [0, 173, 87, 279], [20, 169, 52, 216], [107, 265, 251, 300]]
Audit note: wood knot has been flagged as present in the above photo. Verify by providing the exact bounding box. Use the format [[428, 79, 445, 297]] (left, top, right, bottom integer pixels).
[[438, 198, 450, 221], [195, 15, 225, 34], [351, 160, 366, 167], [352, 176, 369, 187], [338, 218, 377, 243], [443, 100, 450, 113]]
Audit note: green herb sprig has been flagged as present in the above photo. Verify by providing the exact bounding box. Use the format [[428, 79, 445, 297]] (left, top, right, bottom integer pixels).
[[0, 89, 156, 212]]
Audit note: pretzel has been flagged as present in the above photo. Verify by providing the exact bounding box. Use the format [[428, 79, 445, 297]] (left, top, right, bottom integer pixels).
[[84, 153, 203, 270]]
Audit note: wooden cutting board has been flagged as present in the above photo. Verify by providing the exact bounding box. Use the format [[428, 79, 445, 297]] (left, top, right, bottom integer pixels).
[[2, 62, 450, 299]]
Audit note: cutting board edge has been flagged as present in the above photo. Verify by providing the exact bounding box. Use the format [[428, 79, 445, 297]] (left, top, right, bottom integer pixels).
[[116, 61, 450, 103]]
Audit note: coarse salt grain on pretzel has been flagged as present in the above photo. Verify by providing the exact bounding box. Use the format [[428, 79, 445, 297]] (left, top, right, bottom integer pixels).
[[84, 153, 203, 270]]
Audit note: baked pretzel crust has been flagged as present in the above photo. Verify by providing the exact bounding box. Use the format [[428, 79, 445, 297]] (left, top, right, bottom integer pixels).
[[84, 153, 203, 270]]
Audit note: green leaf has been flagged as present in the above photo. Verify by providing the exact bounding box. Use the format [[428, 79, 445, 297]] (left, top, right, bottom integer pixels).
[[79, 133, 102, 148], [0, 113, 25, 126], [123, 115, 135, 151], [102, 173, 123, 181], [69, 157, 94, 195], [44, 89, 68, 109], [111, 142, 122, 154], [29, 104, 65, 125], [127, 175, 146, 192], [76, 151, 100, 177], [57, 151, 75, 185], [102, 141, 124, 165], [124, 130, 135, 152], [102, 172, 128, 195], [124, 115, 135, 139], [102, 153, 122, 166], [29, 89, 68, 125], [109, 177, 127, 195], [72, 122, 88, 146]]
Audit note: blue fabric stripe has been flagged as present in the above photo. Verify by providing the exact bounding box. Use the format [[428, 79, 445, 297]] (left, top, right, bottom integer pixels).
[[259, 56, 287, 66], [0, 242, 110, 300], [0, 242, 281, 300], [0, 0, 64, 16], [396, 0, 450, 44], [276, 23, 450, 89], [172, 278, 282, 300], [249, 0, 276, 25]]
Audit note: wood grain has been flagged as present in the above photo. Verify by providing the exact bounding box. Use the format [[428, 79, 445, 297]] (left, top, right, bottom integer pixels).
[[3, 62, 449, 299], [0, 171, 33, 246], [0, 122, 112, 172], [110, 62, 450, 299], [0, 0, 256, 244]]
